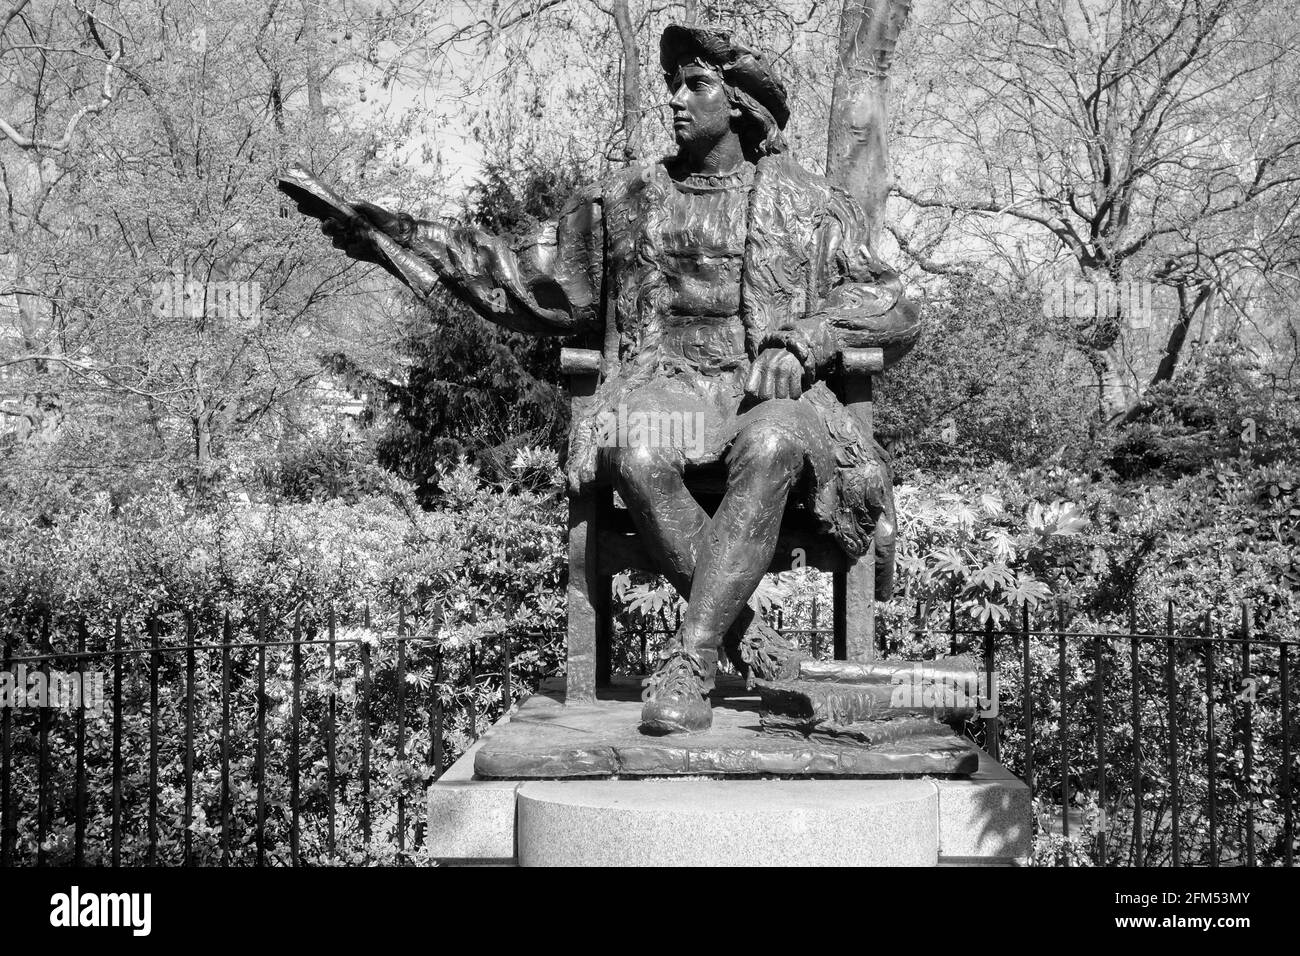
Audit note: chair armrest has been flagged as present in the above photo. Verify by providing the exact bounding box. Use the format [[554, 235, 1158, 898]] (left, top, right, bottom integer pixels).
[[839, 347, 884, 378], [836, 347, 882, 436], [560, 347, 601, 378]]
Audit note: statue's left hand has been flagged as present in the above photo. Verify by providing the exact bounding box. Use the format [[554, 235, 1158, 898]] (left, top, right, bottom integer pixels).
[[319, 200, 416, 266], [350, 200, 415, 245], [745, 347, 805, 401]]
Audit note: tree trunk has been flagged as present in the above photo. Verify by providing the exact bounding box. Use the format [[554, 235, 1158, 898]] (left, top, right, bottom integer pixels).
[[825, 0, 912, 247], [1113, 284, 1213, 427], [611, 0, 641, 161]]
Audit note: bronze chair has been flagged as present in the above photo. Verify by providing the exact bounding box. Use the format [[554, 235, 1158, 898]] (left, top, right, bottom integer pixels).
[[560, 345, 885, 704]]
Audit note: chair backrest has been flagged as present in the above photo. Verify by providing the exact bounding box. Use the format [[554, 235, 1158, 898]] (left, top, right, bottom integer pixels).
[[836, 347, 884, 438]]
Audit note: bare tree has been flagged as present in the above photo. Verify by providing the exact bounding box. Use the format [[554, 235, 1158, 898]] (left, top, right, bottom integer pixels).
[[890, 0, 1300, 419], [826, 0, 913, 246], [596, 0, 643, 160]]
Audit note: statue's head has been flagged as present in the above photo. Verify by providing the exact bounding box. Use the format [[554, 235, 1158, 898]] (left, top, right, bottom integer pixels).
[[660, 23, 789, 162]]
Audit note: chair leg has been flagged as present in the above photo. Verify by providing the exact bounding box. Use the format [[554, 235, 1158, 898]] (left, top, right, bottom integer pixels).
[[841, 542, 877, 662], [833, 571, 847, 661], [565, 492, 599, 704], [595, 572, 613, 688]]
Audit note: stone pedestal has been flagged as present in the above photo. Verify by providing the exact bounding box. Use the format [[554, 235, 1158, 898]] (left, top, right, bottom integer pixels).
[[426, 678, 1032, 867]]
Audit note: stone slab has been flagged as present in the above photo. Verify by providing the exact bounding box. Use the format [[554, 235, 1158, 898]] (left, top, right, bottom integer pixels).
[[516, 778, 939, 866], [426, 731, 521, 862], [472, 676, 978, 778], [933, 747, 1032, 863], [426, 679, 1031, 866]]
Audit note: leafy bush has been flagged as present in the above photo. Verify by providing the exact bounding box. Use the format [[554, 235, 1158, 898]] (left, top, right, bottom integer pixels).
[[875, 277, 1095, 475], [0, 454, 567, 865], [1107, 339, 1300, 480]]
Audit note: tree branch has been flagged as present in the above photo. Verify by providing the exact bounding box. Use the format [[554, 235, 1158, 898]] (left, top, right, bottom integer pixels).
[[0, 45, 120, 150]]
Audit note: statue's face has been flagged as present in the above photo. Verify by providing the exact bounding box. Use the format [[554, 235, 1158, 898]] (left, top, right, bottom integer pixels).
[[667, 62, 735, 154]]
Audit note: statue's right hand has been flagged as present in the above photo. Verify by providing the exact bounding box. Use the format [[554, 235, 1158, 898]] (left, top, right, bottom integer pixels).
[[321, 217, 382, 266], [351, 200, 415, 244]]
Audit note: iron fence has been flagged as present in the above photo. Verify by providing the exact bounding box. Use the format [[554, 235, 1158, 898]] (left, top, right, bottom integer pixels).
[[0, 605, 534, 867], [1, 596, 1294, 866], [613, 597, 1297, 867]]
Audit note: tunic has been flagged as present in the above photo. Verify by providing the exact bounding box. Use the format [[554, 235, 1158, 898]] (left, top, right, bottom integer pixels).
[[402, 152, 922, 593]]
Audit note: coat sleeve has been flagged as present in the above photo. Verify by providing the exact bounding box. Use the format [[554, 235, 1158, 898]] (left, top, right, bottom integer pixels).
[[402, 188, 604, 338], [763, 186, 921, 376]]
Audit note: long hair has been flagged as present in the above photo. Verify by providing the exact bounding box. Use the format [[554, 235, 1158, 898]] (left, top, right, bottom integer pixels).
[[724, 82, 787, 160], [667, 58, 788, 162]]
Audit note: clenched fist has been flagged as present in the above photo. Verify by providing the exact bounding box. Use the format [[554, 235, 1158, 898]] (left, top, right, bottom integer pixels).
[[320, 200, 414, 266], [745, 347, 805, 401]]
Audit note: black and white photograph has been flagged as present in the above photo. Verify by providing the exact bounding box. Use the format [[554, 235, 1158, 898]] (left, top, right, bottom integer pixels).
[[0, 0, 1295, 933]]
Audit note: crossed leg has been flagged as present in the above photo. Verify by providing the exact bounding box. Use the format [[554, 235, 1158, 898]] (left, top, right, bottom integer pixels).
[[604, 399, 816, 682], [678, 413, 809, 676], [606, 442, 708, 600]]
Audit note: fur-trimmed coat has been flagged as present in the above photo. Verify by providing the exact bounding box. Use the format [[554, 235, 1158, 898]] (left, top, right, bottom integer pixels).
[[405, 152, 921, 595]]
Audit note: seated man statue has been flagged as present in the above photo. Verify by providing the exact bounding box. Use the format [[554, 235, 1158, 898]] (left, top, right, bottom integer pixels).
[[315, 23, 920, 734]]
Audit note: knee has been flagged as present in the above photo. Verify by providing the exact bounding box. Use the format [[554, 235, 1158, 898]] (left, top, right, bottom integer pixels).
[[608, 444, 684, 490], [729, 419, 805, 476]]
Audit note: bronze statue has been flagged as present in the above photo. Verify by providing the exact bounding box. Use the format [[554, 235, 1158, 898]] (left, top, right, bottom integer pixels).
[[284, 23, 920, 736]]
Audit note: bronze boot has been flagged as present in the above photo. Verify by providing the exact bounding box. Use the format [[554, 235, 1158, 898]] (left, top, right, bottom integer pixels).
[[639, 647, 713, 735], [722, 607, 805, 689]]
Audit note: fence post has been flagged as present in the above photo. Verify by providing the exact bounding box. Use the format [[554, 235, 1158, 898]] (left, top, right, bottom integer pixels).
[[1129, 601, 1142, 868], [37, 613, 51, 867], [913, 600, 922, 660], [1166, 600, 1180, 867], [396, 607, 407, 855], [327, 605, 337, 860], [255, 607, 267, 867], [1057, 601, 1070, 855], [982, 618, 999, 761], [1281, 640, 1293, 868], [1093, 632, 1107, 865], [147, 617, 159, 865], [948, 596, 958, 656], [360, 602, 372, 846], [1, 622, 13, 866], [1206, 612, 1218, 867], [184, 613, 195, 866], [111, 615, 122, 868], [433, 648, 445, 778], [74, 618, 87, 867], [501, 637, 512, 715], [290, 612, 302, 866], [467, 645, 478, 741], [1021, 602, 1033, 793], [1240, 601, 1254, 867], [220, 613, 232, 865]]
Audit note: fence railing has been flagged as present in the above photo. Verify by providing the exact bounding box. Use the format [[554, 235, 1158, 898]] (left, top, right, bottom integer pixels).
[[0, 605, 534, 867], [614, 597, 1297, 867], [943, 599, 1296, 868], [3, 597, 1295, 867]]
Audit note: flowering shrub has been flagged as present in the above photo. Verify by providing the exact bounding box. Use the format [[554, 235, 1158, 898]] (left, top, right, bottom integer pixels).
[[0, 455, 566, 865]]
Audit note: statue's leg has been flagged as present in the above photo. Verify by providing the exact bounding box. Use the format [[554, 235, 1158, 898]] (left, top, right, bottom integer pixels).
[[640, 406, 813, 735], [604, 443, 708, 598], [679, 409, 809, 680]]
